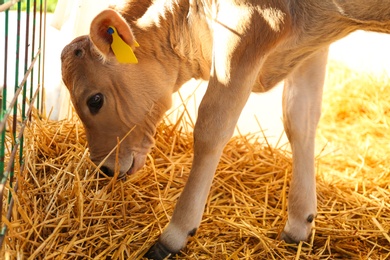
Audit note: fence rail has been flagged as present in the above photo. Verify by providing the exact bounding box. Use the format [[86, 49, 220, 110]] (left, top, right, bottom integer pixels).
[[0, 0, 46, 248]]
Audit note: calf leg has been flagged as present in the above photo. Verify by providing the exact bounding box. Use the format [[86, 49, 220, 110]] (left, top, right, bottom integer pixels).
[[144, 8, 286, 259], [281, 47, 329, 243], [146, 57, 256, 260]]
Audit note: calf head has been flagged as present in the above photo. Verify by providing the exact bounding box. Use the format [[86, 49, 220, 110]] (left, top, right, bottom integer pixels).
[[61, 9, 171, 177]]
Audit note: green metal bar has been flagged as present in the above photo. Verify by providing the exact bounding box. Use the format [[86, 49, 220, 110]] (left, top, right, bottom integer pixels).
[[19, 0, 31, 166], [40, 0, 46, 115], [0, 5, 10, 238], [30, 0, 37, 102], [0, 6, 9, 187], [23, 0, 31, 119], [37, 0, 43, 113]]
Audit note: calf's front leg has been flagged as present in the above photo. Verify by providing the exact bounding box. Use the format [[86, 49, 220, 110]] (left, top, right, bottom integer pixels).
[[144, 18, 266, 260], [145, 75, 254, 259], [281, 48, 329, 243]]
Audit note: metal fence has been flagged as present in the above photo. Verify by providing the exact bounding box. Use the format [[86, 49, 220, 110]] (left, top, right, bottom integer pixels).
[[0, 0, 46, 247]]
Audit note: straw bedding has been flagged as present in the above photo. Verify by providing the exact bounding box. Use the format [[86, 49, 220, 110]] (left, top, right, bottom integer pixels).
[[2, 62, 390, 259]]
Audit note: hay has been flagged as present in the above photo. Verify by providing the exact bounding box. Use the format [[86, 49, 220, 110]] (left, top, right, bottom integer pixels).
[[2, 63, 390, 259]]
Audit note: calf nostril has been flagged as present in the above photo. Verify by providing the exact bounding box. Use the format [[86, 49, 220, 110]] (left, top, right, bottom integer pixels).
[[100, 166, 114, 177], [74, 48, 84, 57]]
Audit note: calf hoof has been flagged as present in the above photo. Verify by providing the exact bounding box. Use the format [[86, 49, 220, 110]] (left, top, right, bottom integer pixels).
[[144, 241, 179, 260], [281, 214, 315, 244]]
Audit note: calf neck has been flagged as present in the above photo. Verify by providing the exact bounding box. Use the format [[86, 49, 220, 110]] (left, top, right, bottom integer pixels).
[[61, 0, 390, 259]]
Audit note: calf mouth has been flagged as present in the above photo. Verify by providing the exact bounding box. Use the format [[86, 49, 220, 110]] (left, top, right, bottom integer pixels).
[[126, 152, 147, 176], [125, 156, 135, 176], [98, 154, 134, 179], [97, 151, 147, 179]]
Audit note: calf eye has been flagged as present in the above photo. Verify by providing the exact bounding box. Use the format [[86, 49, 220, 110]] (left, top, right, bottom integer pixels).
[[87, 93, 104, 114]]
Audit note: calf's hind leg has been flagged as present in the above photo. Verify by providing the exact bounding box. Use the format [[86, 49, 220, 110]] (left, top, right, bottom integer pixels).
[[281, 47, 329, 243]]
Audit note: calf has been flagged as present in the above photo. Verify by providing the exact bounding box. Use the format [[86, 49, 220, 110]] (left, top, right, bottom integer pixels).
[[61, 0, 390, 259]]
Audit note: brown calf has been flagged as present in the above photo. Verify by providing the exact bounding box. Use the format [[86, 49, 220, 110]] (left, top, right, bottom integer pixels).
[[61, 0, 390, 259]]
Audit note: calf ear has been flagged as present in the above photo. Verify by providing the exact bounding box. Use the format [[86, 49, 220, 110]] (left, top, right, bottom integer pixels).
[[90, 9, 137, 60]]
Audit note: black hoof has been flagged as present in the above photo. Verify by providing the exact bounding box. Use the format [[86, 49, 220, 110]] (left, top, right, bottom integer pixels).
[[144, 241, 178, 260]]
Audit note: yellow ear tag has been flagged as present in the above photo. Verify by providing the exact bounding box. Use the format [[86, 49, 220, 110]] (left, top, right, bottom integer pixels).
[[107, 26, 139, 64]]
